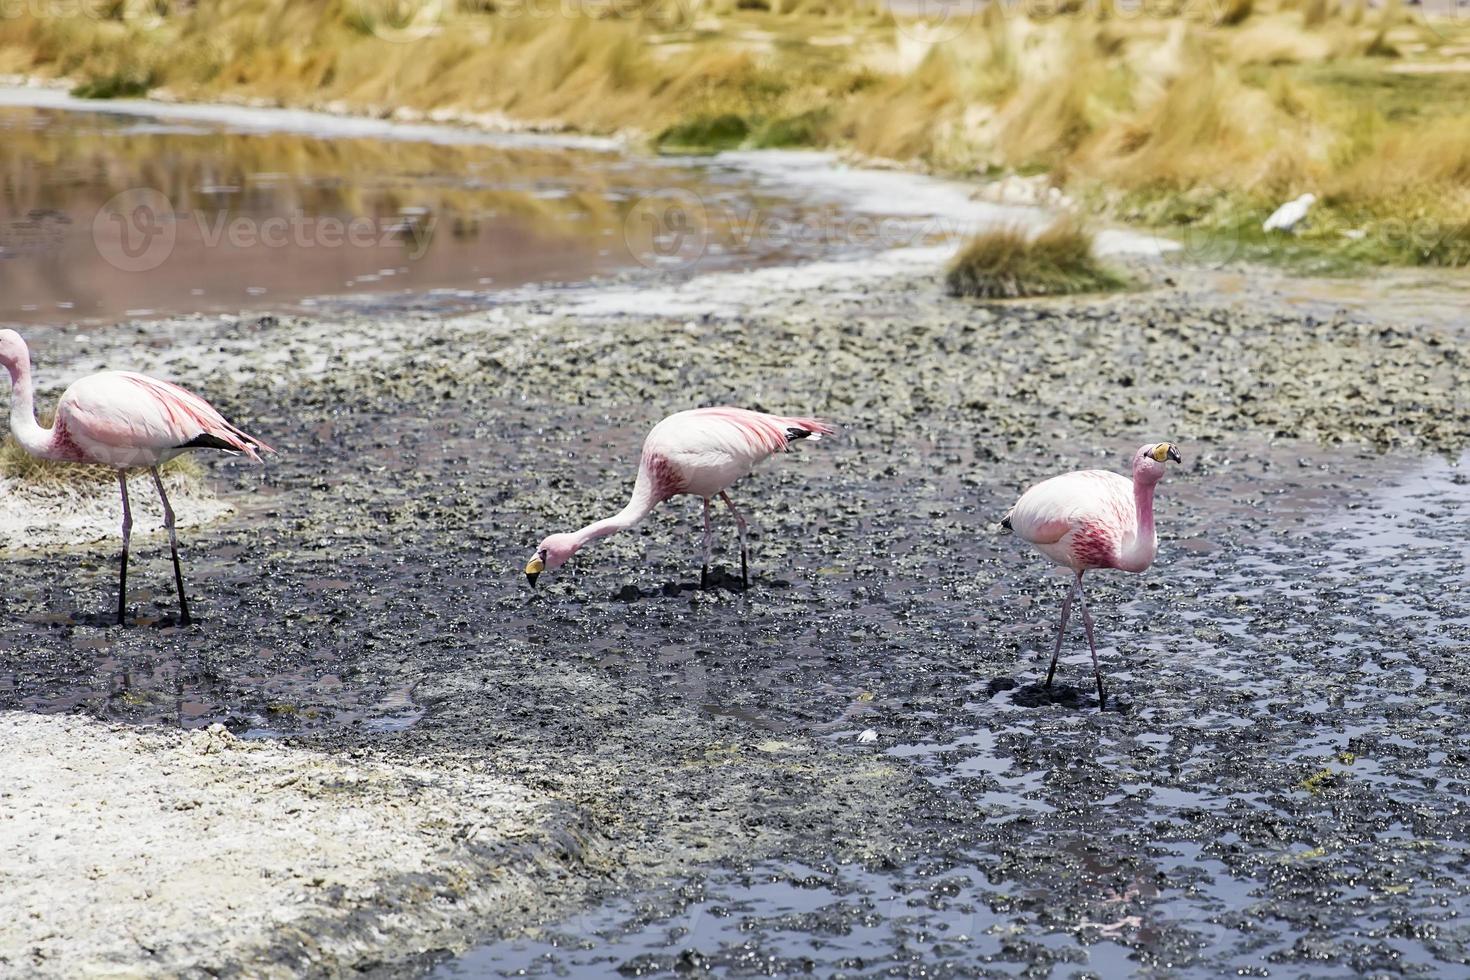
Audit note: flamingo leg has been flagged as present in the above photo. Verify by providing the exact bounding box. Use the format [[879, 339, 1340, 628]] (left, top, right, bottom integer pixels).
[[1073, 572, 1107, 710], [1044, 578, 1077, 689], [150, 466, 191, 624], [116, 472, 132, 626], [718, 491, 749, 587], [700, 497, 714, 590]]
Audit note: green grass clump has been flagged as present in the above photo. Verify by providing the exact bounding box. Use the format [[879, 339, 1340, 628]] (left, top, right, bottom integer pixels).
[[656, 114, 752, 153], [751, 108, 833, 148], [945, 221, 1128, 299], [70, 71, 153, 99], [1112, 184, 1470, 274]]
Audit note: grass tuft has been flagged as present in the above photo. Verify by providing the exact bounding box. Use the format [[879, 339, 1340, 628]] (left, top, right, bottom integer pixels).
[[70, 71, 154, 99], [656, 113, 752, 152], [0, 434, 203, 491], [945, 220, 1128, 299]]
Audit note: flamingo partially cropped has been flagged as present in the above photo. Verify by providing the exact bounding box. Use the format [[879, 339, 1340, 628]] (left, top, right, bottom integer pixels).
[[0, 330, 274, 625], [1002, 442, 1181, 709], [525, 407, 833, 589]]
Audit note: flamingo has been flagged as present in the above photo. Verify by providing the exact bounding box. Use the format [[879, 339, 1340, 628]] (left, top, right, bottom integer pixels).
[[0, 329, 274, 625], [525, 407, 833, 589], [1001, 442, 1182, 709]]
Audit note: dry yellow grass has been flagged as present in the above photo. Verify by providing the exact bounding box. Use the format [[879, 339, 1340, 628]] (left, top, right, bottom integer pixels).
[[1, 0, 1466, 266], [945, 219, 1128, 298], [0, 429, 201, 491]]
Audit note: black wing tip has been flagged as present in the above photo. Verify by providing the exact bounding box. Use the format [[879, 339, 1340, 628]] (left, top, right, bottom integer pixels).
[[178, 433, 241, 453], [786, 427, 813, 442]]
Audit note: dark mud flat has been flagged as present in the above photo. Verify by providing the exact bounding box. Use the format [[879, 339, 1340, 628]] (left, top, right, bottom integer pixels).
[[2, 259, 1469, 977]]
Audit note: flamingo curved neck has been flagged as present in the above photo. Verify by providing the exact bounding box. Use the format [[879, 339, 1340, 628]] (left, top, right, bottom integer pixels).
[[1119, 476, 1159, 572], [568, 467, 661, 554], [4, 356, 54, 460]]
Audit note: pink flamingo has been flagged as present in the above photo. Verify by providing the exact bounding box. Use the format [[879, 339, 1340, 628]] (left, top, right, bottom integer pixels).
[[0, 330, 274, 625], [525, 407, 833, 589], [1002, 442, 1182, 709]]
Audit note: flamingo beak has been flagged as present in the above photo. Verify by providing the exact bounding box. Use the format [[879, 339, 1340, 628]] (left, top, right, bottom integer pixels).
[[1166, 444, 1182, 464], [525, 555, 544, 588]]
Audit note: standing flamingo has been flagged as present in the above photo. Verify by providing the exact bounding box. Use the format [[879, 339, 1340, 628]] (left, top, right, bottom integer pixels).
[[524, 407, 833, 589], [1002, 442, 1182, 709], [0, 330, 274, 625]]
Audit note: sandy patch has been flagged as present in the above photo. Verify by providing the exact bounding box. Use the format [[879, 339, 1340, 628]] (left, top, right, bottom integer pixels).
[[0, 712, 579, 979], [0, 470, 231, 553]]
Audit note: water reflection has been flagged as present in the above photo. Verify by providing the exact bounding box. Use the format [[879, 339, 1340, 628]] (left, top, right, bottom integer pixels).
[[0, 104, 866, 324]]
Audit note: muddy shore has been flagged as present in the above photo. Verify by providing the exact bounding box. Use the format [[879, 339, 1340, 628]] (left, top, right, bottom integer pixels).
[[2, 251, 1468, 976]]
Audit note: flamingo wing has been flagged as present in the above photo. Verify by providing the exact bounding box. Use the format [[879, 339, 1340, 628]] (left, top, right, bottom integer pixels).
[[639, 407, 831, 498], [56, 371, 273, 466], [647, 407, 832, 461], [1006, 469, 1134, 545]]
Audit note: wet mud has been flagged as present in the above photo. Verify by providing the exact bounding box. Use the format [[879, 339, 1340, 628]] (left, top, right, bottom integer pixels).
[[1, 260, 1468, 976]]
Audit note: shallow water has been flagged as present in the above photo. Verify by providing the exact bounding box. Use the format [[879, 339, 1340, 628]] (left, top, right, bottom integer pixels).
[[425, 442, 1470, 978], [0, 102, 925, 325]]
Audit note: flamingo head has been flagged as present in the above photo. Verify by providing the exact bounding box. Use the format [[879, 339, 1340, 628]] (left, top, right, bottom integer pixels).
[[1133, 442, 1182, 483], [1299, 192, 1318, 206], [524, 532, 580, 587], [0, 329, 29, 377]]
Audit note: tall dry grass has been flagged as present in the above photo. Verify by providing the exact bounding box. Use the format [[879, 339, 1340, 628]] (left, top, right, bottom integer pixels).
[[0, 0, 1466, 264]]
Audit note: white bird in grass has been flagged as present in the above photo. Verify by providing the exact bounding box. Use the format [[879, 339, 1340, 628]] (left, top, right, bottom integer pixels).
[[1002, 443, 1181, 710], [525, 407, 833, 589], [1263, 193, 1317, 234]]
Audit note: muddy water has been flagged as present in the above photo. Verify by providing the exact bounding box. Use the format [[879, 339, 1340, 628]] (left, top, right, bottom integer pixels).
[[0, 102, 917, 326], [427, 442, 1470, 978], [4, 390, 1466, 975]]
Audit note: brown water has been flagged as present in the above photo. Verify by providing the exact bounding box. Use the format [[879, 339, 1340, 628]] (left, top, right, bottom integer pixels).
[[0, 102, 898, 325]]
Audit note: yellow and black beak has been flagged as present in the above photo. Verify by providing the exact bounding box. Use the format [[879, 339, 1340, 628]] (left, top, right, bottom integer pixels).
[[1152, 443, 1182, 464], [525, 555, 544, 588]]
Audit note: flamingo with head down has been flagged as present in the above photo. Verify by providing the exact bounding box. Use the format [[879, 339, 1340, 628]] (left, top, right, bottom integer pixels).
[[1002, 442, 1182, 709], [0, 330, 274, 625], [525, 407, 833, 589]]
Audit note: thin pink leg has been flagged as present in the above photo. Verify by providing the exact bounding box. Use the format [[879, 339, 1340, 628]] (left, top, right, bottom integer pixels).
[[1044, 578, 1076, 688], [1073, 572, 1107, 710]]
